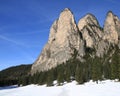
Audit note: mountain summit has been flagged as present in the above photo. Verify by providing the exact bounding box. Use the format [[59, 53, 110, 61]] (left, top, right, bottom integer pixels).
[[103, 11, 120, 44], [31, 8, 120, 74], [31, 8, 84, 74]]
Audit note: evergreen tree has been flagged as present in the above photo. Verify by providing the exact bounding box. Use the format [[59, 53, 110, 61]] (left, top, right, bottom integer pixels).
[[103, 61, 111, 79], [91, 57, 102, 83], [64, 63, 71, 82], [110, 46, 120, 80], [75, 63, 84, 84], [83, 61, 89, 82], [47, 69, 54, 86], [57, 64, 64, 85]]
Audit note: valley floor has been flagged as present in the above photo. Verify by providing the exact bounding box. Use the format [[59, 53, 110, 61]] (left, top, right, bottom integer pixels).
[[0, 80, 120, 96]]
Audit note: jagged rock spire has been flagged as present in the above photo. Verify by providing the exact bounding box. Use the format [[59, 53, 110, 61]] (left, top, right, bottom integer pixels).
[[78, 13, 103, 51], [78, 13, 100, 31], [31, 8, 84, 74], [48, 20, 58, 43], [31, 9, 120, 74], [103, 11, 119, 44]]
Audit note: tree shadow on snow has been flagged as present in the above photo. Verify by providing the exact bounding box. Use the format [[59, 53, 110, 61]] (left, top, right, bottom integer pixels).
[[0, 85, 18, 90]]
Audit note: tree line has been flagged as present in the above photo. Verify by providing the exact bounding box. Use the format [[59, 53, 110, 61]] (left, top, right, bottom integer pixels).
[[0, 64, 31, 87], [0, 46, 120, 87], [18, 46, 120, 86]]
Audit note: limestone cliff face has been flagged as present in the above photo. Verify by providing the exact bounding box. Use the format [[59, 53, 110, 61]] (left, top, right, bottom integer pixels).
[[31, 8, 84, 74], [31, 9, 120, 74], [78, 14, 102, 48], [78, 14, 107, 56], [103, 11, 120, 44]]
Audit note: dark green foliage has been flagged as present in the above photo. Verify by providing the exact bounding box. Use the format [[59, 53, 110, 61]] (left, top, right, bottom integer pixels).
[[16, 46, 120, 86], [0, 64, 32, 87], [1, 45, 120, 87], [91, 57, 103, 82], [75, 63, 84, 84], [103, 61, 111, 79], [110, 46, 120, 80], [64, 63, 71, 82], [83, 61, 90, 82], [47, 69, 54, 86], [19, 76, 29, 86], [57, 64, 65, 85], [38, 72, 47, 85]]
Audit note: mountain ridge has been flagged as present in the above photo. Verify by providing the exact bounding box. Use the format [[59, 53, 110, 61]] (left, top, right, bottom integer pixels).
[[31, 8, 120, 74], [1, 8, 120, 87]]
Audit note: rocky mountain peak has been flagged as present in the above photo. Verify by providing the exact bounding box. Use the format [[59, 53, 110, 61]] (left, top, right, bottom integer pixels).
[[59, 8, 74, 20], [55, 8, 79, 46], [114, 15, 120, 39], [78, 13, 99, 31], [62, 8, 72, 13], [103, 11, 119, 44], [49, 8, 78, 45], [107, 11, 114, 16], [78, 13, 103, 53], [31, 9, 120, 74], [31, 8, 84, 74]]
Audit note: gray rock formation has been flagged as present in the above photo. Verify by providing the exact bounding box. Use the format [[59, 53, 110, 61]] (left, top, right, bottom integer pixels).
[[31, 9, 120, 74], [103, 11, 120, 44], [78, 14, 102, 48], [31, 8, 84, 74], [78, 14, 108, 56]]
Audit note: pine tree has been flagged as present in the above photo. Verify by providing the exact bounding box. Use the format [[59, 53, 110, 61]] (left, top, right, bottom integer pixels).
[[64, 63, 71, 82], [91, 57, 102, 83], [57, 64, 64, 85], [75, 63, 84, 84], [110, 46, 120, 80], [47, 69, 54, 86], [103, 61, 111, 79], [83, 61, 89, 82]]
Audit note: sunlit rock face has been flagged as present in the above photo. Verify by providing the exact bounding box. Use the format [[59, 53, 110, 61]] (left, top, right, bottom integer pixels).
[[31, 9, 120, 74], [103, 11, 119, 44], [31, 8, 84, 74], [78, 14, 107, 56]]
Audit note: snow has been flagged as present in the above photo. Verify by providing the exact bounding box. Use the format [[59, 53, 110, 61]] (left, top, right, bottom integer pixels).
[[0, 80, 120, 96]]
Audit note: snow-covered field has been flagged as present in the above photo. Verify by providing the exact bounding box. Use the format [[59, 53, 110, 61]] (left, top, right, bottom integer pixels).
[[0, 80, 120, 96]]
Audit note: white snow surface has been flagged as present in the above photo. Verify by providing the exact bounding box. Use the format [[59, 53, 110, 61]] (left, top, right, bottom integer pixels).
[[0, 80, 120, 96]]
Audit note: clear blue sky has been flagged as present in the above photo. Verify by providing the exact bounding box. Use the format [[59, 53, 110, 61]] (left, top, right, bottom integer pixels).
[[0, 0, 120, 70]]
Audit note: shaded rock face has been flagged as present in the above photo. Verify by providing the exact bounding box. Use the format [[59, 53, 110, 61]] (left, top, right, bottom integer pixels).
[[78, 14, 105, 56], [31, 8, 120, 74]]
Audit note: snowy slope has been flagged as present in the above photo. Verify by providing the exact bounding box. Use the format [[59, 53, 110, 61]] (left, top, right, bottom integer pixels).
[[0, 80, 120, 96]]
